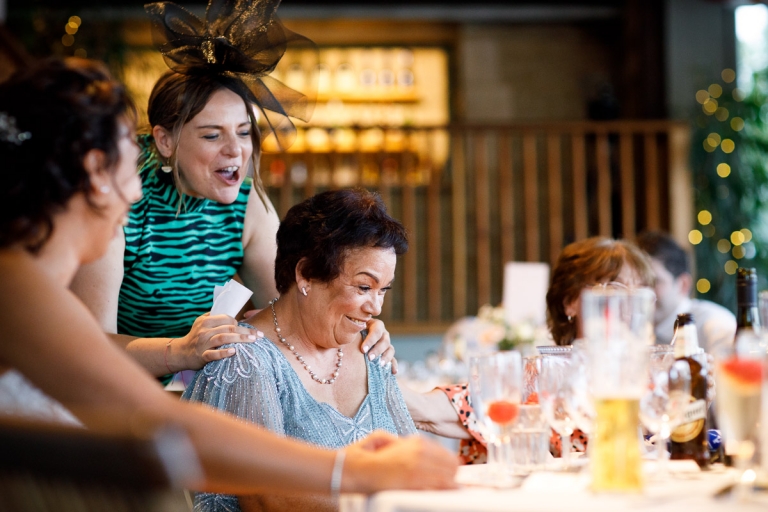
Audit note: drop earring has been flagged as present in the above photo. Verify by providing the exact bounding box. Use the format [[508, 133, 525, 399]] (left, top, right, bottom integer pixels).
[[99, 185, 110, 194], [301, 287, 307, 296], [161, 156, 172, 173]]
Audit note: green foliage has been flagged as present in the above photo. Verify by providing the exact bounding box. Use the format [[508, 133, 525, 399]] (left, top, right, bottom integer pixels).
[[692, 70, 768, 311]]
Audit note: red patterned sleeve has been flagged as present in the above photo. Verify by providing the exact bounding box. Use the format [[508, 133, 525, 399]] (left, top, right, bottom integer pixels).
[[437, 384, 487, 465]]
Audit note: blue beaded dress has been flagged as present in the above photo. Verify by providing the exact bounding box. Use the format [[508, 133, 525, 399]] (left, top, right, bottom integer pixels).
[[182, 337, 417, 512]]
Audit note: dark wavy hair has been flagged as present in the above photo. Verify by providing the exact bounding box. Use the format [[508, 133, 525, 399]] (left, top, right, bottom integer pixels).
[[546, 237, 654, 346], [274, 189, 409, 294], [0, 58, 135, 252]]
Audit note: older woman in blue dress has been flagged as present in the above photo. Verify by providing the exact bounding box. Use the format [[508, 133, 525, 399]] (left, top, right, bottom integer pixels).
[[70, 0, 398, 383], [184, 189, 426, 511], [0, 58, 457, 504]]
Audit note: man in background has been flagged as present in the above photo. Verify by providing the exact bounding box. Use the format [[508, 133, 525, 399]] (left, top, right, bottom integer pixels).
[[636, 232, 736, 354]]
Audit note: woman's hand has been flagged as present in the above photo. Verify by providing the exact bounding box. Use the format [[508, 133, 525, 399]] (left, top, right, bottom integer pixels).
[[343, 431, 458, 493], [172, 313, 263, 371], [363, 319, 398, 374]]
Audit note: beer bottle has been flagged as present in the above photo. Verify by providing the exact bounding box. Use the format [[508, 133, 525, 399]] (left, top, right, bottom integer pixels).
[[669, 313, 710, 468]]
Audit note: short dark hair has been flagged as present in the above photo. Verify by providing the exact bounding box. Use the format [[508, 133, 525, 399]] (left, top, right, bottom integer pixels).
[[636, 231, 690, 278], [274, 189, 408, 294], [0, 58, 135, 252]]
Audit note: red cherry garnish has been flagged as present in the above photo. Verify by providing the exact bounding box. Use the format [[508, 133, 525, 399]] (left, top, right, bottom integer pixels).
[[487, 400, 520, 424]]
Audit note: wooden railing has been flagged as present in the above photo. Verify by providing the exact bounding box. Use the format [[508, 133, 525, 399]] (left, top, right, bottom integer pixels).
[[262, 121, 692, 333]]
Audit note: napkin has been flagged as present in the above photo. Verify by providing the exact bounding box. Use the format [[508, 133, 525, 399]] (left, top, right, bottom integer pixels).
[[211, 280, 253, 317]]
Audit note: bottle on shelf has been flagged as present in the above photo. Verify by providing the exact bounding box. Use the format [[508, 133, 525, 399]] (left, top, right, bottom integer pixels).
[[669, 313, 710, 469]]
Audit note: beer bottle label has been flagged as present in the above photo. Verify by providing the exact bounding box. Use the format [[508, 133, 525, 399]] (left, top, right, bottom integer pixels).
[[670, 399, 707, 443]]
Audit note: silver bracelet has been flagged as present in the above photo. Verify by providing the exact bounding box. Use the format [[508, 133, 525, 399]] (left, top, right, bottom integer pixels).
[[331, 449, 346, 501]]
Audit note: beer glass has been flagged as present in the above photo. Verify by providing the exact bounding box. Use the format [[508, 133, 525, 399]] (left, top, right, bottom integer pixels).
[[582, 288, 653, 492]]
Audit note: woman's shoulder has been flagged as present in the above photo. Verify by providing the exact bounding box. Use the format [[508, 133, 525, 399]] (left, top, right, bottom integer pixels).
[[198, 336, 285, 381], [365, 354, 396, 387]]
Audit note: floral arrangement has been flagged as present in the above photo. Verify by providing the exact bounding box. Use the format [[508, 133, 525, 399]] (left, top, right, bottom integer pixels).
[[442, 304, 548, 361]]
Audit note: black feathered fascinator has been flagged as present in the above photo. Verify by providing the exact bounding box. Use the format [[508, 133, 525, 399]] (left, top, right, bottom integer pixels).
[[145, 0, 315, 150]]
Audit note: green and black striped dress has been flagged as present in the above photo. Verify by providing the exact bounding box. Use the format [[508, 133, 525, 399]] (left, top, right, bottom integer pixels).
[[117, 134, 251, 345]]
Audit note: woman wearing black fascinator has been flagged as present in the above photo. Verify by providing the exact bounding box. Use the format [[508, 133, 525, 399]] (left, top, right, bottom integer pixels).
[[71, 0, 397, 384], [0, 56, 457, 502]]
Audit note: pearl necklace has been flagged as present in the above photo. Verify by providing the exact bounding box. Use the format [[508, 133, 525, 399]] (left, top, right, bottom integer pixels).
[[269, 297, 343, 384]]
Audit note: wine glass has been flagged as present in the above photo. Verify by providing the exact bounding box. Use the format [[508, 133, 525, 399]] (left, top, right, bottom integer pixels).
[[564, 341, 595, 436], [715, 331, 765, 501], [468, 351, 523, 484], [639, 348, 690, 478], [539, 356, 576, 469]]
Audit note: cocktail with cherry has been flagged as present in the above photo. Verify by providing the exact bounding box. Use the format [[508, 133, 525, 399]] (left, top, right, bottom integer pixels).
[[715, 331, 765, 501], [469, 351, 523, 484]]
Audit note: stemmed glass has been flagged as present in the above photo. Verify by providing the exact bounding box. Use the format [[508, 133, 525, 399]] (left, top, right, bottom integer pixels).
[[564, 341, 595, 437], [715, 331, 764, 501], [539, 356, 576, 469], [468, 351, 523, 484], [639, 348, 690, 478]]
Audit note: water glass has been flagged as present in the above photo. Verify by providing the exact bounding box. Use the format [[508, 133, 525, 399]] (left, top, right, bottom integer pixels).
[[565, 340, 595, 436], [539, 356, 575, 469], [509, 404, 550, 473], [639, 348, 690, 478], [509, 355, 550, 473]]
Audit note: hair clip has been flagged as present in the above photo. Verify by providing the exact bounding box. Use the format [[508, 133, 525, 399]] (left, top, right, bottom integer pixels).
[[0, 112, 31, 145]]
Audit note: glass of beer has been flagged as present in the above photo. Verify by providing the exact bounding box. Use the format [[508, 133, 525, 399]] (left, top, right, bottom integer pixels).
[[582, 288, 653, 493]]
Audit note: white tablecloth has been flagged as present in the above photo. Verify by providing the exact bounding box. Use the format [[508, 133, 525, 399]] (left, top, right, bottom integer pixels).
[[342, 462, 768, 512]]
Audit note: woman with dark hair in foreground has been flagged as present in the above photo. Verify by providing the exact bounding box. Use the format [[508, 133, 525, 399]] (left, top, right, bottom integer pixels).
[[0, 58, 457, 499]]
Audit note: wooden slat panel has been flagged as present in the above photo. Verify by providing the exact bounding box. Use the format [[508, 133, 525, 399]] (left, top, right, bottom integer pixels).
[[451, 131, 467, 317], [378, 172, 393, 322], [547, 133, 563, 265], [261, 121, 689, 332], [401, 145, 418, 323], [571, 133, 588, 241], [474, 133, 491, 307], [596, 132, 611, 237], [498, 131, 515, 264], [426, 130, 442, 322], [523, 133, 539, 261], [667, 125, 693, 246], [619, 132, 636, 239], [644, 133, 660, 230]]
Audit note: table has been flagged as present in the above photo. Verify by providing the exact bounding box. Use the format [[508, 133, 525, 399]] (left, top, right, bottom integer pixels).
[[341, 462, 768, 512]]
